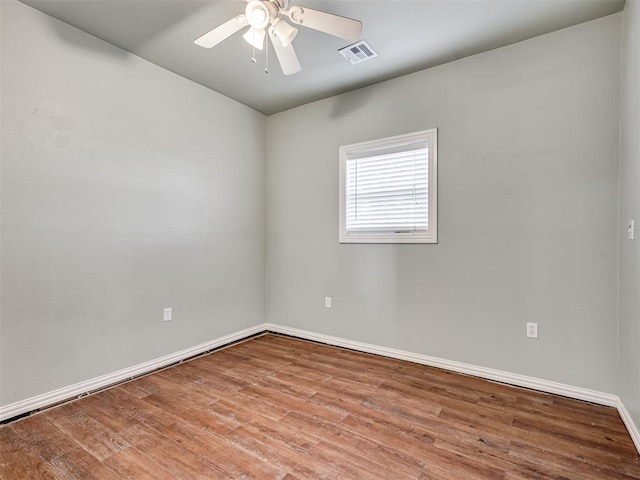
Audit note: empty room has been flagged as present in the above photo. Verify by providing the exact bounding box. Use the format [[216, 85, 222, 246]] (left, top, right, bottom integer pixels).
[[1, 0, 639, 478]]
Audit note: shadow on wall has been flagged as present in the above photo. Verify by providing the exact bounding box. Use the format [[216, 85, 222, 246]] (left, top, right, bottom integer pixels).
[[17, 0, 214, 58]]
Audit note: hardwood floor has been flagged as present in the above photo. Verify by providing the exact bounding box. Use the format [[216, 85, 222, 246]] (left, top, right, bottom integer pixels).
[[1, 334, 639, 479]]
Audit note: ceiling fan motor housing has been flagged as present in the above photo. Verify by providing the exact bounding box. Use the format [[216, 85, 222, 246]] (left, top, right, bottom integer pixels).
[[270, 0, 290, 10]]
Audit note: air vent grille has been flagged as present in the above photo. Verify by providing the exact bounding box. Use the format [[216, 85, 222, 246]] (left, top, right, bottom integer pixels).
[[339, 40, 378, 65]]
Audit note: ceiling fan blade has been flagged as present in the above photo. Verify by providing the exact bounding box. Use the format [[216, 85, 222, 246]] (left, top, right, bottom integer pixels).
[[194, 15, 248, 48], [283, 6, 362, 41], [269, 30, 301, 75]]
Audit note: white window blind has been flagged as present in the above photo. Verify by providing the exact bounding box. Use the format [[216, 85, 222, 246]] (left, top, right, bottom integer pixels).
[[339, 129, 437, 244], [345, 144, 429, 234]]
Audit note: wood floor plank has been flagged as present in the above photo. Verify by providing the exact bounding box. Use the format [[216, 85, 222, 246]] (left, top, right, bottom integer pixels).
[[102, 386, 179, 430], [317, 421, 425, 478], [205, 398, 321, 455], [301, 440, 408, 479], [171, 361, 250, 394], [49, 447, 122, 480], [0, 426, 60, 480], [156, 420, 285, 479], [421, 445, 507, 480], [118, 423, 232, 479], [72, 391, 162, 435], [512, 409, 636, 453], [506, 419, 640, 475], [46, 402, 129, 462], [101, 447, 175, 480], [506, 440, 640, 480], [1, 334, 639, 479], [361, 390, 443, 426], [9, 414, 77, 462], [48, 449, 99, 480]]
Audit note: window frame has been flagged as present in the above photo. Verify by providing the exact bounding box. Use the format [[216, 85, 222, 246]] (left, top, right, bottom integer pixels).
[[338, 129, 438, 244]]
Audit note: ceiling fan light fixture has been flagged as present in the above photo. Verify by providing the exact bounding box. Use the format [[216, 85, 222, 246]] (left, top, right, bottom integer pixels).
[[271, 18, 298, 47], [243, 26, 266, 50], [245, 1, 271, 29]]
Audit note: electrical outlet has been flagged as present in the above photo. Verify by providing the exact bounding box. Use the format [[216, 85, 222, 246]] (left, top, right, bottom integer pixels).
[[163, 307, 172, 322], [628, 220, 635, 240], [325, 297, 332, 308], [526, 322, 538, 339]]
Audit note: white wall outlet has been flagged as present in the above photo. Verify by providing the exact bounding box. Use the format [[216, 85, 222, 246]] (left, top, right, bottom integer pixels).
[[163, 307, 172, 322], [628, 219, 635, 240], [325, 297, 332, 308], [526, 322, 538, 339]]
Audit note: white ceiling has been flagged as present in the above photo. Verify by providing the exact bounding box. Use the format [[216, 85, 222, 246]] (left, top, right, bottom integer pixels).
[[18, 0, 625, 115]]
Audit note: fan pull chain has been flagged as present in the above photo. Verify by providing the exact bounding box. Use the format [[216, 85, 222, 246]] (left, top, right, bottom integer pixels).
[[265, 35, 269, 74], [251, 28, 257, 63]]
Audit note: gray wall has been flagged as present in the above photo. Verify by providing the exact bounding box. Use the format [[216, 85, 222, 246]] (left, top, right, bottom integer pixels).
[[266, 15, 621, 393], [0, 0, 266, 406], [0, 0, 628, 409], [618, 0, 640, 427]]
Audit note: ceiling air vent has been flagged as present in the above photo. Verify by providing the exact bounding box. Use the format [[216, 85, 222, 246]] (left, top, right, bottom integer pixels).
[[339, 40, 378, 65]]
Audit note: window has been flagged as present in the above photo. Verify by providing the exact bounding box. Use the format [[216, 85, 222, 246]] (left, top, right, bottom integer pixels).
[[339, 129, 437, 244]]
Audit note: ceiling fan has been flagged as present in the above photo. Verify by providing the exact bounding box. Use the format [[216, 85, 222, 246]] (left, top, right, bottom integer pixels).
[[194, 0, 362, 75]]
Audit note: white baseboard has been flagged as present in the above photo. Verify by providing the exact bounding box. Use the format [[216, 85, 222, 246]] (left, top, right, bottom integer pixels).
[[0, 324, 266, 422], [264, 323, 619, 407], [3, 321, 638, 457], [617, 397, 640, 454]]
